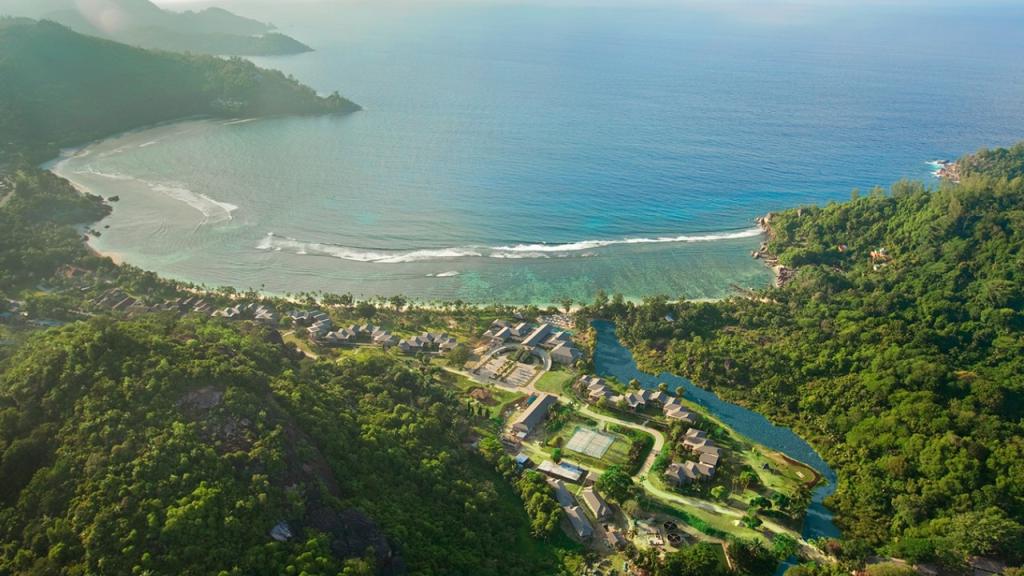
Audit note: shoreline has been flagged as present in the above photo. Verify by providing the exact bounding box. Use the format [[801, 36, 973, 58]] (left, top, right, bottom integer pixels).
[[48, 133, 774, 308], [752, 213, 795, 287]]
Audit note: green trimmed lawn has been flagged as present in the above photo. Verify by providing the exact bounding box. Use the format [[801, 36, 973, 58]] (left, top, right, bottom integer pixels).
[[535, 370, 575, 394]]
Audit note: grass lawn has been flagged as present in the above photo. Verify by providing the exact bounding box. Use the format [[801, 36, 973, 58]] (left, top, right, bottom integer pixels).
[[282, 331, 318, 357], [535, 370, 575, 395], [531, 419, 635, 474], [669, 396, 819, 501], [445, 371, 525, 419]]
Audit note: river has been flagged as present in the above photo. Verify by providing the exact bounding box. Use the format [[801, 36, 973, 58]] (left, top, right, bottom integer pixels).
[[591, 319, 841, 546]]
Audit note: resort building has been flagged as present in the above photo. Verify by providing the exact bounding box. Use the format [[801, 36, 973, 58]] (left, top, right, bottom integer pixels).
[[624, 390, 647, 410], [481, 319, 583, 364], [549, 341, 582, 365], [510, 394, 557, 436], [580, 487, 611, 521], [547, 478, 576, 507], [521, 323, 554, 347], [537, 460, 586, 483], [663, 399, 697, 424], [699, 451, 720, 467], [664, 462, 696, 486], [564, 506, 594, 541], [397, 332, 459, 354]]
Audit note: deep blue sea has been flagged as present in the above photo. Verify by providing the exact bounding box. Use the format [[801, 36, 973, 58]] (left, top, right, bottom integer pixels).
[[54, 1, 1024, 304]]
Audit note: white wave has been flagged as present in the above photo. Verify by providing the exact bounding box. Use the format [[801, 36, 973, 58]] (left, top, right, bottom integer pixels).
[[488, 251, 550, 259], [78, 166, 134, 181], [256, 227, 763, 264], [149, 183, 238, 224], [139, 141, 160, 148], [490, 228, 763, 254], [257, 234, 481, 263], [223, 118, 257, 126], [429, 271, 461, 278]]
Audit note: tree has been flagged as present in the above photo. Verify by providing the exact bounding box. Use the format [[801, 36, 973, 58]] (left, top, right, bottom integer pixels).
[[354, 301, 376, 318], [447, 344, 471, 368], [865, 564, 917, 576], [596, 466, 634, 502], [388, 294, 407, 311], [551, 448, 562, 463], [728, 538, 777, 576], [658, 382, 669, 392], [659, 542, 725, 576], [710, 486, 727, 500], [936, 507, 1024, 562], [771, 534, 799, 560]]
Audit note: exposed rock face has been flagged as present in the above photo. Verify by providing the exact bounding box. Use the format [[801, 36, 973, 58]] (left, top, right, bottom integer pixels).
[[308, 507, 404, 574]]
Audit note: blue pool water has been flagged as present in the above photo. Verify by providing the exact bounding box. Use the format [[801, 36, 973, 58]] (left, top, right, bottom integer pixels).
[[591, 319, 841, 541]]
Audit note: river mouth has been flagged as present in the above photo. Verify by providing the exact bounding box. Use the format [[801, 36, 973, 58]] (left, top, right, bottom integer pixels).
[[590, 319, 841, 541]]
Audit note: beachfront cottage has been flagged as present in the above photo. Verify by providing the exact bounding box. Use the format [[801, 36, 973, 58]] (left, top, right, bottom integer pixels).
[[564, 506, 594, 541], [664, 405, 697, 424], [624, 391, 647, 410], [510, 394, 557, 436], [699, 452, 720, 467], [695, 462, 715, 478], [648, 390, 671, 405], [580, 487, 611, 521], [664, 462, 694, 486], [682, 437, 711, 453]]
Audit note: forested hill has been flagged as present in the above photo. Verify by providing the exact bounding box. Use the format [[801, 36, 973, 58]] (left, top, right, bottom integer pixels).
[[597, 145, 1024, 569], [0, 0, 313, 56], [0, 317, 565, 575], [0, 18, 358, 165]]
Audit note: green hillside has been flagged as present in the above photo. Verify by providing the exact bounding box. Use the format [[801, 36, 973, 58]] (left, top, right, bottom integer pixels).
[[0, 18, 356, 165], [600, 148, 1024, 569], [0, 317, 567, 575], [0, 0, 312, 56]]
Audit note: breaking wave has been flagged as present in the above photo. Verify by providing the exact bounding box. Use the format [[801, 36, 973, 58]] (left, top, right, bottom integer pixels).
[[256, 227, 763, 263], [74, 167, 237, 224]]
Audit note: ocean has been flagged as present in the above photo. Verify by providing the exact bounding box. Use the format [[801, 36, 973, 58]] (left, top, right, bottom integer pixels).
[[52, 0, 1024, 305]]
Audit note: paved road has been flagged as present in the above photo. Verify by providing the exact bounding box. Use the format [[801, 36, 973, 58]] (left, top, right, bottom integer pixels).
[[457, 362, 824, 556], [577, 404, 665, 477]]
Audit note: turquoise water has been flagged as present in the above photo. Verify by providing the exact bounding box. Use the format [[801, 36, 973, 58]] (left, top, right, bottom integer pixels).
[[52, 1, 1024, 304], [591, 320, 840, 542]]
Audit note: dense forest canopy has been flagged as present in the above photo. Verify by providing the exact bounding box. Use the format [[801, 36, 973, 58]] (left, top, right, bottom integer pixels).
[[0, 18, 357, 165], [597, 147, 1024, 568], [0, 317, 567, 575]]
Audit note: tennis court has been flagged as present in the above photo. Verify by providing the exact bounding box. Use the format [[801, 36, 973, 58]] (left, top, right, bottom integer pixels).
[[566, 427, 616, 459]]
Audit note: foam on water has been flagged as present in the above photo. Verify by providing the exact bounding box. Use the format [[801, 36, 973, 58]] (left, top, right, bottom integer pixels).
[[74, 166, 238, 224], [255, 228, 763, 263]]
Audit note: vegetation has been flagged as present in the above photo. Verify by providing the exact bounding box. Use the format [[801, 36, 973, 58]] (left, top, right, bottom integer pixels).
[[0, 316, 568, 575], [3, 0, 313, 56], [0, 18, 357, 165], [595, 465, 634, 502], [592, 144, 1024, 568], [0, 168, 108, 292]]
